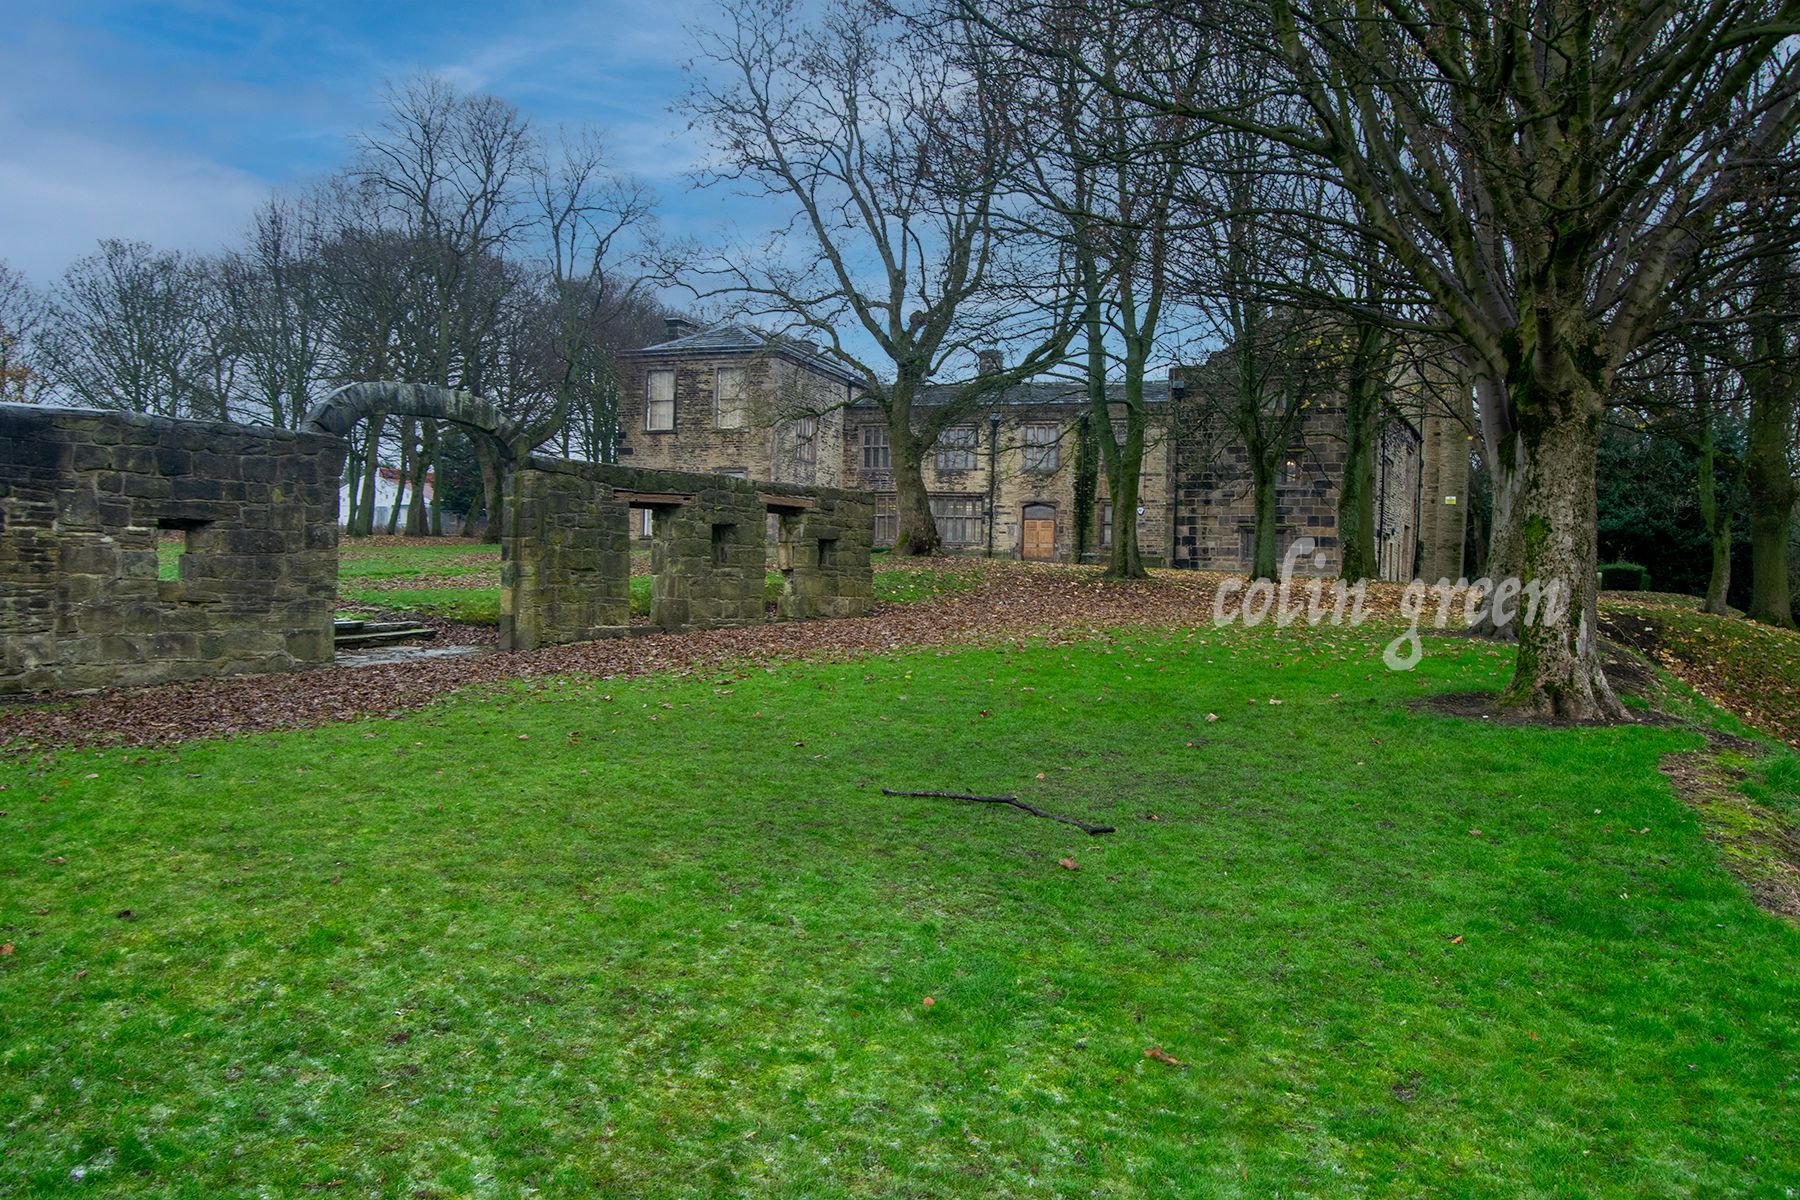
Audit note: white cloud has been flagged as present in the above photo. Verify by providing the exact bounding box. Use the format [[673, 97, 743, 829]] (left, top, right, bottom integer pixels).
[[0, 122, 271, 282]]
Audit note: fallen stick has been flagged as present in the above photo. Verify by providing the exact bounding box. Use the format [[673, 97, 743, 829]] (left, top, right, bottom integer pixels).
[[881, 788, 1115, 835]]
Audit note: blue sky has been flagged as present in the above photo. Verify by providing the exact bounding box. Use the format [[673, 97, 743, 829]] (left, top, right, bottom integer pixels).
[[0, 0, 722, 282]]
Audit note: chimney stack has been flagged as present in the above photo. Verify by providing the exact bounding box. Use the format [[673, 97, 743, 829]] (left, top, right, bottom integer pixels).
[[977, 348, 1004, 376], [664, 316, 698, 340]]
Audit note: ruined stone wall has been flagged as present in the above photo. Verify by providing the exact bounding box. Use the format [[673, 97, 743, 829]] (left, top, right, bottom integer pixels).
[[773, 489, 876, 619], [498, 463, 632, 652], [0, 403, 343, 696], [500, 456, 873, 650]]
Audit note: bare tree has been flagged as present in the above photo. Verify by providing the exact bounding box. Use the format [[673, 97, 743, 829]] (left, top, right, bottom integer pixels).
[[997, 3, 1197, 577], [351, 74, 536, 538], [218, 193, 335, 429], [1246, 0, 1799, 718], [42, 240, 221, 420], [686, 0, 1076, 553]]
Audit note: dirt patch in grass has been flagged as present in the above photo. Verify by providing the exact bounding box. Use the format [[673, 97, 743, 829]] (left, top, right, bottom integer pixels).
[[1658, 742, 1800, 924], [1408, 638, 1667, 729]]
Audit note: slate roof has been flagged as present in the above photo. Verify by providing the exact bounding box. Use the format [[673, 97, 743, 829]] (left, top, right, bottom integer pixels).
[[625, 323, 866, 387]]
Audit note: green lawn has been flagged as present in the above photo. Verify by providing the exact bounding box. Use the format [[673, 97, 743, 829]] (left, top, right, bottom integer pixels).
[[319, 539, 980, 625], [3, 624, 1798, 1196]]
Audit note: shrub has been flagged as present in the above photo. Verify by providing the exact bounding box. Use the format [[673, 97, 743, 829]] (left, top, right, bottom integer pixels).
[[1599, 561, 1650, 592]]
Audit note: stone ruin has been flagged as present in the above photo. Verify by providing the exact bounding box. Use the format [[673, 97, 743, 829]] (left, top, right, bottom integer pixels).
[[0, 388, 874, 698]]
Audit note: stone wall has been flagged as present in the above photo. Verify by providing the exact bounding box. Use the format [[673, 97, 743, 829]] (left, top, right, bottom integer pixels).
[[498, 462, 633, 651], [773, 488, 876, 619], [1413, 364, 1474, 581], [1170, 402, 1422, 580], [0, 403, 343, 696], [500, 456, 873, 650]]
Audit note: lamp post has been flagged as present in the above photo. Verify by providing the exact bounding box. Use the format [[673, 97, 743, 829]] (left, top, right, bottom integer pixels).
[[987, 410, 1001, 558]]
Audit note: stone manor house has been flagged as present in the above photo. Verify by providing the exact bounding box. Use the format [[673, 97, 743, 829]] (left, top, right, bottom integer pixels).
[[617, 319, 1469, 580]]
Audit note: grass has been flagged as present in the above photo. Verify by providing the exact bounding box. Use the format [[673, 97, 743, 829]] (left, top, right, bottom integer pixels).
[[316, 540, 981, 626], [1603, 592, 1800, 746], [3, 623, 1799, 1197], [337, 587, 503, 626]]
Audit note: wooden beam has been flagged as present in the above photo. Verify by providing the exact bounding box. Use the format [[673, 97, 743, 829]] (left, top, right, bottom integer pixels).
[[615, 490, 694, 507], [760, 492, 817, 511]]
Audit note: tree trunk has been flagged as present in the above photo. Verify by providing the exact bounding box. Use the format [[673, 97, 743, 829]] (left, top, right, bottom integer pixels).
[[352, 415, 384, 538], [1497, 400, 1624, 722], [475, 436, 504, 544], [385, 423, 411, 536], [889, 379, 941, 556], [1072, 412, 1097, 563], [1106, 446, 1145, 579], [1250, 457, 1279, 581], [344, 447, 362, 534], [1338, 405, 1377, 581], [1472, 432, 1523, 639], [1101, 390, 1149, 580], [1338, 325, 1385, 582], [405, 420, 430, 537], [893, 435, 940, 555], [1705, 528, 1733, 617], [1695, 418, 1733, 617], [1745, 342, 1796, 628]]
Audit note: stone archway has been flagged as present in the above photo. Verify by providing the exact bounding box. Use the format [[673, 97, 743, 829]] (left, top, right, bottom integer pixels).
[[303, 382, 526, 540], [301, 382, 526, 459]]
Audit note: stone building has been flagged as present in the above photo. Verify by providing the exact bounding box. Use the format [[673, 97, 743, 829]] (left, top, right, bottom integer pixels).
[[619, 323, 1468, 580]]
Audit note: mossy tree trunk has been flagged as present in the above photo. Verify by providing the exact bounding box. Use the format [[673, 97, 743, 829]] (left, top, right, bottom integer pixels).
[[1744, 252, 1796, 627], [1496, 363, 1624, 722]]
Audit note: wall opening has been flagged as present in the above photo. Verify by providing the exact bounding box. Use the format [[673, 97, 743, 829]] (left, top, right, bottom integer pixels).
[[711, 522, 733, 567], [817, 536, 838, 568], [155, 517, 213, 601]]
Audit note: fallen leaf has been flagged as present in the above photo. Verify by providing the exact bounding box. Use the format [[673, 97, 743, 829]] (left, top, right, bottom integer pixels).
[[0, 943, 12, 956], [1143, 1046, 1183, 1066], [921, 996, 935, 1008], [1058, 856, 1079, 871], [1035, 771, 1046, 780], [1449, 934, 1463, 944]]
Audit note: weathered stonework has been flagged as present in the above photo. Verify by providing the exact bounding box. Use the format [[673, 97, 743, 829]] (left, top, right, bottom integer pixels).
[[0, 403, 344, 696], [499, 457, 873, 651], [5, 390, 875, 695]]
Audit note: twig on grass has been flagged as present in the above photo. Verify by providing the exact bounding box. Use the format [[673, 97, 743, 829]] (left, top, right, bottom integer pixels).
[[881, 789, 1116, 835]]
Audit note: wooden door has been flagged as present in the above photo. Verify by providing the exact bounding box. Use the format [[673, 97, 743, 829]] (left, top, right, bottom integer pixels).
[[1021, 504, 1056, 561]]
